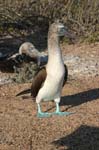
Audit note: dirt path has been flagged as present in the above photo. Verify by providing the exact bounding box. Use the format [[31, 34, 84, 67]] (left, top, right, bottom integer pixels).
[[0, 43, 99, 150]]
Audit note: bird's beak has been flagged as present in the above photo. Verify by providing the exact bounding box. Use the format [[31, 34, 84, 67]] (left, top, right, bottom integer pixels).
[[65, 30, 74, 38], [64, 28, 75, 43]]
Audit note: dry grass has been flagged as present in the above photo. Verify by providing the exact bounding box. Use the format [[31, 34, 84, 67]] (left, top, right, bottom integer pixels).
[[0, 0, 99, 42]]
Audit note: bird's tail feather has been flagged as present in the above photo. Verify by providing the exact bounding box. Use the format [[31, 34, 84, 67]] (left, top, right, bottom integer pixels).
[[16, 89, 31, 97]]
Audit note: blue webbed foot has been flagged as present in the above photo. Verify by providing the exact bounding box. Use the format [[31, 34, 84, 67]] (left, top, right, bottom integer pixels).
[[37, 104, 52, 118], [53, 102, 74, 116], [53, 111, 74, 116], [37, 112, 52, 118]]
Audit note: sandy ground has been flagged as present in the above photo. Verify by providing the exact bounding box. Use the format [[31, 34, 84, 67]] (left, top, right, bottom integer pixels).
[[0, 43, 99, 150]]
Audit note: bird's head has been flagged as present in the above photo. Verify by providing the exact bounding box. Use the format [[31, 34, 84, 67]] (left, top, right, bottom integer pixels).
[[49, 20, 75, 42]]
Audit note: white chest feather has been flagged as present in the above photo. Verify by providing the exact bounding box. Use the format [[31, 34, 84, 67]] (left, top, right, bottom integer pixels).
[[37, 49, 65, 101]]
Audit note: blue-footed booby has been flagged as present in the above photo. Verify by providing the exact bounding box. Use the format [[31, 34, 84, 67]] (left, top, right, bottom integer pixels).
[[16, 21, 73, 117], [0, 42, 40, 72]]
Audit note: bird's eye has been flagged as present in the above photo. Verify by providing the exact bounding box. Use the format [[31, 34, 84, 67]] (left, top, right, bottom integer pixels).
[[59, 27, 65, 33]]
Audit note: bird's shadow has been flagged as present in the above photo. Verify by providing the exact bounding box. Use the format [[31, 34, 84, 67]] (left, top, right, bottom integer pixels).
[[60, 88, 99, 108], [52, 125, 99, 150], [45, 88, 99, 112]]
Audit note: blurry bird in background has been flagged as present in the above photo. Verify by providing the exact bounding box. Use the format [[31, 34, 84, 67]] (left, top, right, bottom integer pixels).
[[0, 42, 41, 72]]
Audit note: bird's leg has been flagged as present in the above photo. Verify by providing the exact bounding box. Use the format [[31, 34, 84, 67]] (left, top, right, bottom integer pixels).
[[37, 103, 52, 118], [53, 98, 73, 116]]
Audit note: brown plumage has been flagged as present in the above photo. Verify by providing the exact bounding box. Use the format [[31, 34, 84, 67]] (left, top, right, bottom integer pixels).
[[31, 67, 47, 97], [0, 54, 36, 72], [16, 64, 68, 98], [0, 55, 22, 72]]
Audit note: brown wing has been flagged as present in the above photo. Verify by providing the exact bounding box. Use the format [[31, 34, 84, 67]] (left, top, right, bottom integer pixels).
[[63, 64, 68, 86], [31, 67, 47, 97], [0, 59, 17, 72], [0, 54, 23, 72], [0, 53, 37, 73]]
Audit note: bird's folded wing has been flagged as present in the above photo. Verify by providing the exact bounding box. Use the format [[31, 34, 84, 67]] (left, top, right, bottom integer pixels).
[[63, 64, 68, 86], [31, 67, 47, 97]]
